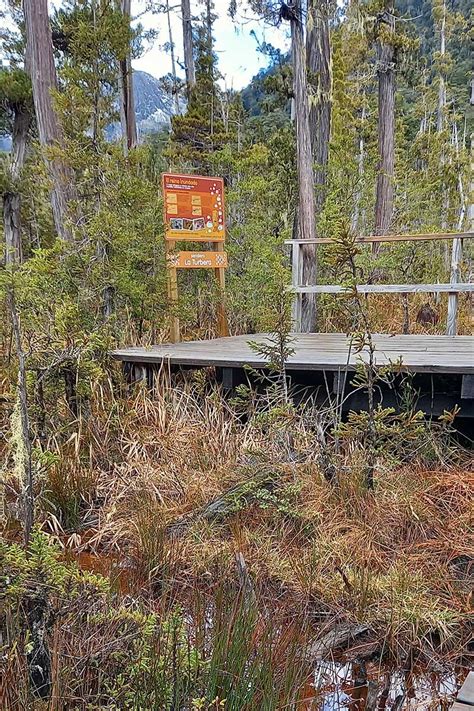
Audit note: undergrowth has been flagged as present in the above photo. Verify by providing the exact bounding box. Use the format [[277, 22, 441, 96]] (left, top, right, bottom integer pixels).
[[1, 375, 472, 709]]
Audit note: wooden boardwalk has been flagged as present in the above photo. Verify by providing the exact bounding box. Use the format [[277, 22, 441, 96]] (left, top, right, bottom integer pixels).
[[112, 333, 474, 375], [452, 671, 474, 710]]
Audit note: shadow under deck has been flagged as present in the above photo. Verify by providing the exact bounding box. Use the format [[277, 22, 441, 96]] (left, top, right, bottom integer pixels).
[[112, 333, 474, 418]]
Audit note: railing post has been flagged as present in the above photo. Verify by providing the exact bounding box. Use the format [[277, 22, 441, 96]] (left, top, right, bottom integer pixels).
[[291, 241, 302, 331], [446, 237, 462, 335]]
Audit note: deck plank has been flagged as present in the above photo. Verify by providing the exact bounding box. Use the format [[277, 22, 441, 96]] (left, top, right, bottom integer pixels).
[[457, 672, 474, 706], [111, 333, 474, 375]]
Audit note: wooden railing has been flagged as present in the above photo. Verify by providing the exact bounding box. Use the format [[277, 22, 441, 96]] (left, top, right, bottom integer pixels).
[[285, 232, 474, 335], [291, 283, 474, 294]]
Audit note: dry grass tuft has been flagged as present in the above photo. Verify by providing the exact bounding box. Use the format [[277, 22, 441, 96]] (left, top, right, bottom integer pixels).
[[5, 377, 472, 679]]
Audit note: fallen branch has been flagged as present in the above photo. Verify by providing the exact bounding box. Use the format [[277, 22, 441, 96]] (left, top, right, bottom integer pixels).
[[167, 468, 278, 538], [309, 622, 372, 661]]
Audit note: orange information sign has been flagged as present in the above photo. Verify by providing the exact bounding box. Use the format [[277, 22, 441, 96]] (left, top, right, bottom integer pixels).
[[167, 251, 228, 269], [162, 173, 225, 241]]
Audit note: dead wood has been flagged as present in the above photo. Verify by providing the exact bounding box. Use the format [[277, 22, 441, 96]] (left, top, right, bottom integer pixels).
[[166, 468, 278, 538], [366, 680, 379, 711], [308, 622, 372, 661]]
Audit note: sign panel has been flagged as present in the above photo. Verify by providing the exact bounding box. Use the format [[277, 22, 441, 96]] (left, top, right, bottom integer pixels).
[[162, 173, 225, 241], [167, 251, 228, 269]]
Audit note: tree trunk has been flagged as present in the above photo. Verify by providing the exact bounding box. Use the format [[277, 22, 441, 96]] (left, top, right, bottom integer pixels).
[[8, 289, 34, 548], [2, 83, 33, 548], [290, 0, 317, 332], [166, 0, 180, 115], [3, 193, 22, 266], [436, 0, 446, 133], [446, 123, 469, 335], [23, 0, 77, 242], [3, 105, 30, 265], [374, 5, 396, 242], [352, 98, 366, 232], [181, 0, 195, 91], [436, 0, 448, 231], [306, 0, 332, 221], [119, 0, 138, 153], [469, 133, 474, 228]]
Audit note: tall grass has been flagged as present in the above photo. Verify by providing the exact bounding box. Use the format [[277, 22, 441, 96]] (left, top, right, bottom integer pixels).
[[1, 374, 472, 708]]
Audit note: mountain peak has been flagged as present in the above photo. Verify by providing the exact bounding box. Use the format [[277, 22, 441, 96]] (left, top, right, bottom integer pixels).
[[133, 70, 178, 130]]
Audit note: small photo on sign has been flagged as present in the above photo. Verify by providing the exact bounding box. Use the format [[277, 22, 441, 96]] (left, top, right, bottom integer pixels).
[[183, 218, 194, 230], [193, 217, 205, 230], [170, 218, 184, 230]]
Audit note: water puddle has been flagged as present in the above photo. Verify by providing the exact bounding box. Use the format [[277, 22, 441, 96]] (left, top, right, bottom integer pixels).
[[311, 661, 459, 710], [69, 550, 466, 710], [67, 550, 140, 593]]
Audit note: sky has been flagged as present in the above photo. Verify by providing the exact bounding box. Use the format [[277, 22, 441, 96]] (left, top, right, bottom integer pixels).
[[1, 0, 289, 90], [131, 0, 290, 89]]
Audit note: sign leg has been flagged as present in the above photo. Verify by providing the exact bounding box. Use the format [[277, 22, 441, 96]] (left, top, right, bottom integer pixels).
[[166, 239, 180, 342], [214, 241, 229, 337]]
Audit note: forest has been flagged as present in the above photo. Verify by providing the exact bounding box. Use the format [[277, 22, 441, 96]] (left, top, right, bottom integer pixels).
[[0, 0, 473, 708]]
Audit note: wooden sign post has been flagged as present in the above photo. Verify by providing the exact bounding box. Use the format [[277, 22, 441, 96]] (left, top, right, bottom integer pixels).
[[162, 173, 229, 342]]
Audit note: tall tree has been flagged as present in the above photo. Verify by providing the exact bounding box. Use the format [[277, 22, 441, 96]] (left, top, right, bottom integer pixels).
[[169, 17, 230, 172], [181, 0, 196, 90], [23, 0, 78, 241], [165, 0, 181, 114], [118, 0, 137, 153], [0, 34, 34, 550], [287, 0, 317, 331], [374, 2, 396, 239], [435, 0, 447, 132], [306, 0, 332, 222], [1, 69, 32, 265]]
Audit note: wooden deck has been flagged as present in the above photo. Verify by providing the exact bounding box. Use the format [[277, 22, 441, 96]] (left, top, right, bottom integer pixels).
[[452, 671, 474, 710], [112, 333, 474, 375]]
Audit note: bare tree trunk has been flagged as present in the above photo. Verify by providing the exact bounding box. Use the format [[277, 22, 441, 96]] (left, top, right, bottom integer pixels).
[[469, 133, 474, 228], [374, 5, 396, 243], [165, 0, 180, 115], [2, 82, 34, 545], [436, 0, 446, 133], [8, 290, 34, 547], [119, 0, 138, 153], [306, 0, 332, 222], [23, 0, 77, 242], [436, 0, 449, 233], [205, 0, 215, 145], [352, 93, 366, 232], [290, 0, 317, 332], [10, 104, 29, 181], [205, 0, 213, 53], [2, 85, 34, 548], [91, 0, 101, 148], [416, 73, 428, 172], [181, 0, 195, 91], [4, 106, 31, 265], [3, 192, 23, 265], [446, 123, 468, 335]]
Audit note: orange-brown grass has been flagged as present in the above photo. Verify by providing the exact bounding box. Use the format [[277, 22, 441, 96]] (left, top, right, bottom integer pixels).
[[319, 292, 473, 335], [27, 379, 473, 670]]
